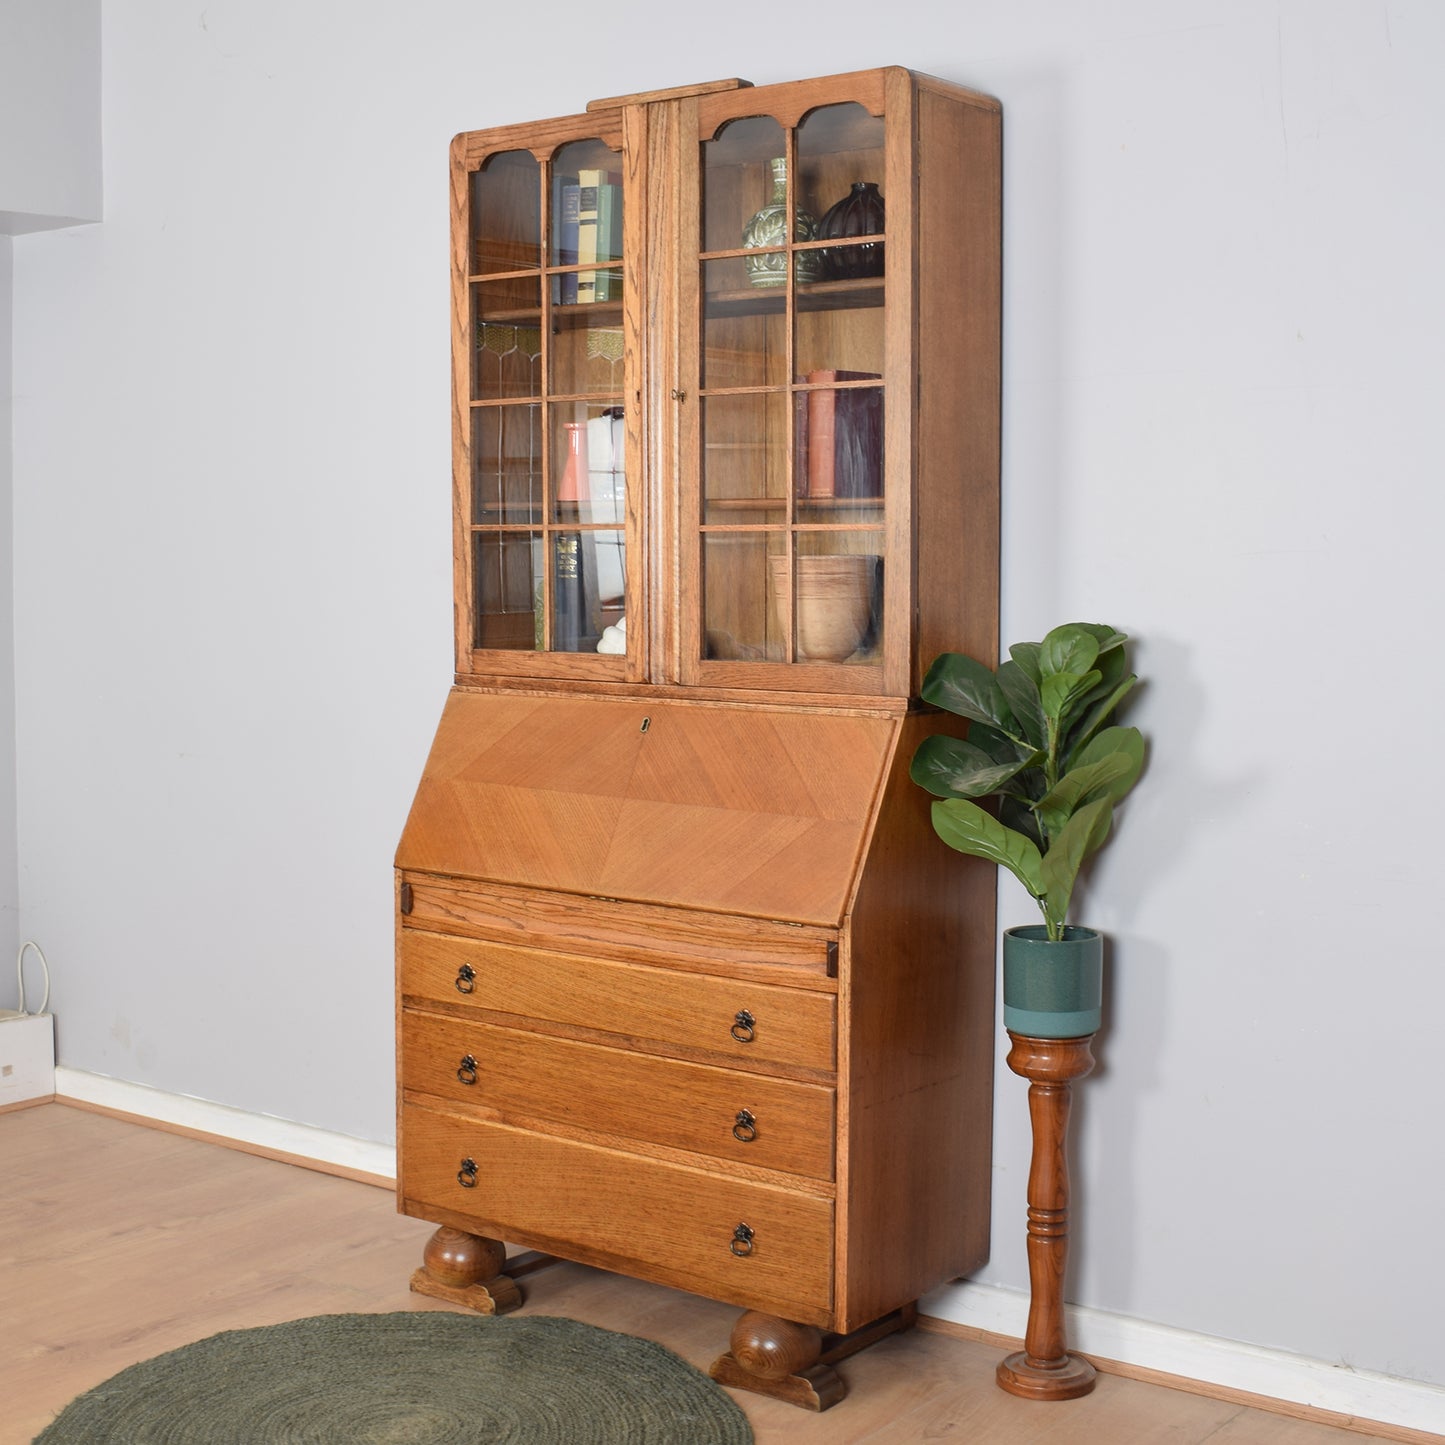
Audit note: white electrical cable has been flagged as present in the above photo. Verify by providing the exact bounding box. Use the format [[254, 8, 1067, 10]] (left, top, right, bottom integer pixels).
[[16, 940, 50, 1016]]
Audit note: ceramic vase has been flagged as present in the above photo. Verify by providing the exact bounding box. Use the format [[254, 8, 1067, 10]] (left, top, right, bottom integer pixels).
[[768, 554, 878, 662], [742, 157, 823, 289], [817, 180, 885, 279]]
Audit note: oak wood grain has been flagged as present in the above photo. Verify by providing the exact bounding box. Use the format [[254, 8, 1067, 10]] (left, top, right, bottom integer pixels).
[[399, 929, 836, 1074], [401, 1102, 834, 1323], [401, 1009, 836, 1178]]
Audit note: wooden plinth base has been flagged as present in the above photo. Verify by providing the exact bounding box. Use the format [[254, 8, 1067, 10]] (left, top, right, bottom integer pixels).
[[997, 1349, 1097, 1400], [995, 1031, 1098, 1402], [710, 1302, 916, 1410], [409, 1226, 522, 1315]]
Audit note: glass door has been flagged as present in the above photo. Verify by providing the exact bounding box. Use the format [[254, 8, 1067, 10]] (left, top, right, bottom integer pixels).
[[459, 124, 634, 674], [684, 94, 892, 693]]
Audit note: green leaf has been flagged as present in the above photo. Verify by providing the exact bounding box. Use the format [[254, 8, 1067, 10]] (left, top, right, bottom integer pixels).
[[910, 734, 1032, 799], [931, 798, 1044, 899], [1071, 726, 1145, 802], [1065, 673, 1138, 760], [1001, 794, 1045, 849], [1032, 735, 1142, 836], [1072, 623, 1128, 655], [1040, 624, 1101, 679], [920, 653, 1021, 737], [1039, 795, 1114, 932], [1040, 669, 1102, 730], [997, 659, 1047, 749], [1008, 641, 1042, 684], [965, 722, 1033, 768]]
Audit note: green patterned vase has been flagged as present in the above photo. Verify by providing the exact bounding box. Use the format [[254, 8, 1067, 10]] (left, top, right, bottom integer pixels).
[[742, 156, 822, 289], [1002, 926, 1103, 1039]]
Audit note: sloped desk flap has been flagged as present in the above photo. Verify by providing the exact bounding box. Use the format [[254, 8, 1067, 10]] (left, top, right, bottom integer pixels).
[[396, 691, 897, 926]]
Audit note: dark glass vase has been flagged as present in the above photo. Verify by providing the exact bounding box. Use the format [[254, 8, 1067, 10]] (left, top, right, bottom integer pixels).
[[817, 181, 885, 280]]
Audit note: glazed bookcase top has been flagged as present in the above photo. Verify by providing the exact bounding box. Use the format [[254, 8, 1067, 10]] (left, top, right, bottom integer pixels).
[[449, 67, 1000, 706]]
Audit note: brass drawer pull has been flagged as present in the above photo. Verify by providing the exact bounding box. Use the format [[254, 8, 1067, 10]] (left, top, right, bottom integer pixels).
[[730, 1222, 755, 1257], [732, 1108, 757, 1143], [456, 1055, 478, 1086], [455, 963, 476, 995], [731, 1009, 755, 1043], [457, 1157, 479, 1189]]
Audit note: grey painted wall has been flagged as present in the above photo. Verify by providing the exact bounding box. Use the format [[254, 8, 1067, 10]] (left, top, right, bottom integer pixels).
[[0, 0, 102, 232], [0, 234, 13, 970], [9, 0, 1443, 1397]]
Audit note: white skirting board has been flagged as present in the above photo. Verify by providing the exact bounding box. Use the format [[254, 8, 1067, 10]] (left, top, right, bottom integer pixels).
[[921, 1279, 1445, 1437], [47, 1067, 1444, 1436], [53, 1067, 397, 1182]]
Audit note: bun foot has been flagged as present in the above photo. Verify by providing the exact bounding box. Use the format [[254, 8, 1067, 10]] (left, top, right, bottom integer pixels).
[[409, 1226, 521, 1314], [709, 1311, 844, 1411]]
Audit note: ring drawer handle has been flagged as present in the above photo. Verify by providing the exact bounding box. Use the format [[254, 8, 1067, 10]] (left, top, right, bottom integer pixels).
[[457, 1157, 478, 1189], [732, 1108, 757, 1143], [456, 1055, 478, 1086], [731, 1009, 755, 1044], [730, 1222, 755, 1257], [455, 963, 476, 995]]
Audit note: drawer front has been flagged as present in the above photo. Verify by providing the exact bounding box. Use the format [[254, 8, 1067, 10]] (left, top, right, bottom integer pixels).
[[400, 930, 835, 1074], [402, 1012, 835, 1179], [401, 1103, 833, 1319]]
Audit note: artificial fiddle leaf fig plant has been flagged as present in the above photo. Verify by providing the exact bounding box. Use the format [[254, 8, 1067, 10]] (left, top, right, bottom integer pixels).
[[910, 622, 1144, 941]]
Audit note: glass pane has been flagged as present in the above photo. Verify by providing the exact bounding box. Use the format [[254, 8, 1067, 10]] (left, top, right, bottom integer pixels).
[[797, 103, 886, 283], [551, 531, 605, 653], [702, 531, 786, 663], [472, 404, 542, 524], [785, 535, 884, 664], [474, 529, 543, 651], [702, 115, 787, 255], [702, 393, 790, 524], [551, 140, 623, 301], [473, 277, 542, 400], [589, 530, 627, 649], [551, 304, 624, 396], [795, 299, 884, 378], [794, 379, 883, 501], [471, 151, 541, 276], [702, 257, 786, 390], [551, 402, 626, 524]]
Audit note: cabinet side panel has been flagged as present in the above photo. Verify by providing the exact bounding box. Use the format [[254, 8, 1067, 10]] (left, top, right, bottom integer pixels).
[[914, 91, 1002, 681], [837, 710, 995, 1330]]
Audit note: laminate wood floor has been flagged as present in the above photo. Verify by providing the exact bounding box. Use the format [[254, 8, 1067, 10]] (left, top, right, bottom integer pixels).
[[0, 1103, 1406, 1444]]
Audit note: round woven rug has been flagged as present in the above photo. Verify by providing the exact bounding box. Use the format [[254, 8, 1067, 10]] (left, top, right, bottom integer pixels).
[[35, 1311, 754, 1444]]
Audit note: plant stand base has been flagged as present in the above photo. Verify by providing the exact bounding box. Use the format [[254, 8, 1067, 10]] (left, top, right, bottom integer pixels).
[[996, 1030, 1098, 1402], [997, 1349, 1096, 1400]]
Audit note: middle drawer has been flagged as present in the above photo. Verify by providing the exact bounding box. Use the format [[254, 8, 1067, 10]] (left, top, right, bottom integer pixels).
[[402, 1011, 836, 1181]]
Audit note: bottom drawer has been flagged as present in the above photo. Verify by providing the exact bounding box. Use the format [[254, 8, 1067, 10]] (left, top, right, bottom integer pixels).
[[401, 1102, 833, 1323]]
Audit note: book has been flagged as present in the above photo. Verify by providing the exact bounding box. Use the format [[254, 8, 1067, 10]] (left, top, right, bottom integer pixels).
[[576, 169, 621, 303], [556, 178, 580, 304], [801, 370, 883, 499], [593, 183, 623, 302]]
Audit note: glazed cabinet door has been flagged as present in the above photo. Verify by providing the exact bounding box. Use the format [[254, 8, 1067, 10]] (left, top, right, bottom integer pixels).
[[453, 110, 644, 680], [677, 70, 912, 697]]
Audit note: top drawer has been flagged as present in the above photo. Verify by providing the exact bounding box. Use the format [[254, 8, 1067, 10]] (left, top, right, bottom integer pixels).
[[400, 930, 835, 1075]]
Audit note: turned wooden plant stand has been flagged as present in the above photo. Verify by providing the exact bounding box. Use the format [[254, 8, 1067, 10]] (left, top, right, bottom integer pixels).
[[995, 1030, 1098, 1401]]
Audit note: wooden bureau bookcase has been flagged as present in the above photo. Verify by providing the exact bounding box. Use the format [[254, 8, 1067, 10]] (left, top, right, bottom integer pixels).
[[396, 68, 1001, 1408]]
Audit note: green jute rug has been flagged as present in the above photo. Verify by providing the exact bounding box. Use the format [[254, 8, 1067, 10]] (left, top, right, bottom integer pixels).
[[34, 1311, 755, 1444]]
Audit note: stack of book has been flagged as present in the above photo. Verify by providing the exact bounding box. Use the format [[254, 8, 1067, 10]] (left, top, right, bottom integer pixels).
[[556, 169, 622, 304]]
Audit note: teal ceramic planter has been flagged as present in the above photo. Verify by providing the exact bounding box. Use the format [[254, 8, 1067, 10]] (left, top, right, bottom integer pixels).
[[1002, 926, 1103, 1038]]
